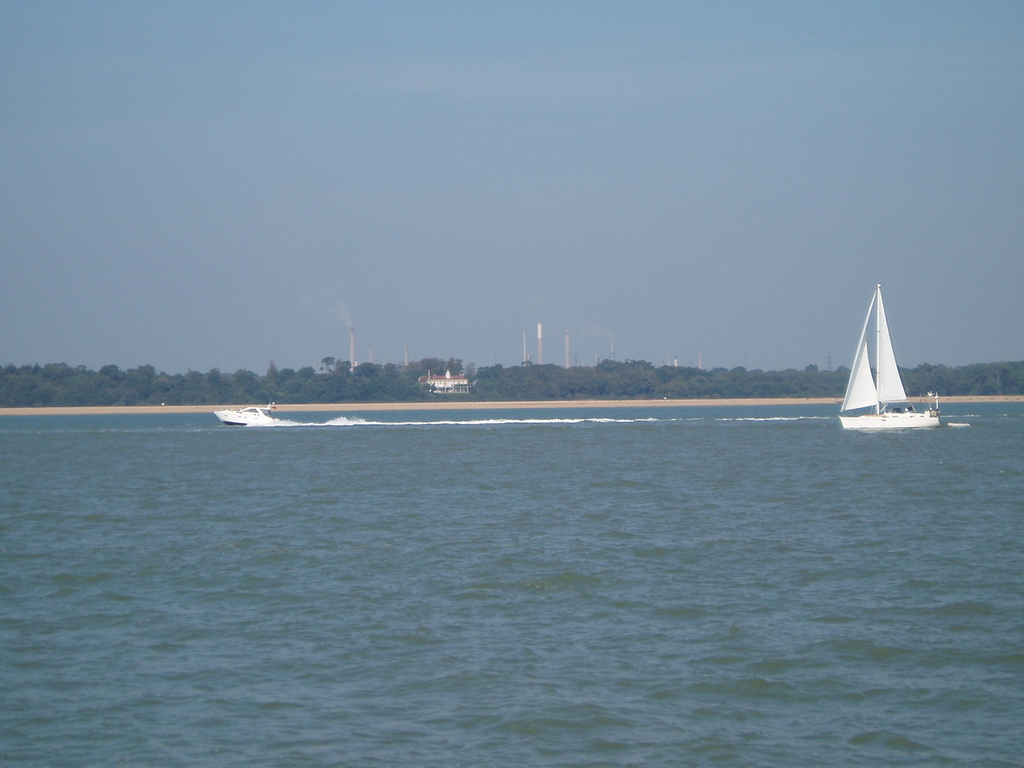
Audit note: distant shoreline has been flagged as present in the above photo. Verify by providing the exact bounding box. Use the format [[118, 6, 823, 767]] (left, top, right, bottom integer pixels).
[[1, 395, 1021, 417]]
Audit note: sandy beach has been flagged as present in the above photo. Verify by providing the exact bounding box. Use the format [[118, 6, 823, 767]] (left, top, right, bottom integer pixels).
[[1, 395, 1020, 417]]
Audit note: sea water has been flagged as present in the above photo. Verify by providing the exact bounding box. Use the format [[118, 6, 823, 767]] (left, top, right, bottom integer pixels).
[[1, 403, 1022, 767]]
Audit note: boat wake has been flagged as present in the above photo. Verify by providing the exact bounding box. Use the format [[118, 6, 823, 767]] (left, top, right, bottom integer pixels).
[[247, 416, 665, 428], [714, 416, 832, 422], [236, 414, 831, 428]]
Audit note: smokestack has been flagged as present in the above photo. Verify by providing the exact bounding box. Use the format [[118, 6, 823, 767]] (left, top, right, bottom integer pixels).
[[537, 323, 543, 365], [349, 329, 355, 368], [404, 344, 409, 367], [565, 330, 570, 369]]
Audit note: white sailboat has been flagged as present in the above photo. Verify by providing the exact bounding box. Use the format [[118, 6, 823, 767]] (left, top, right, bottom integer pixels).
[[839, 285, 940, 429]]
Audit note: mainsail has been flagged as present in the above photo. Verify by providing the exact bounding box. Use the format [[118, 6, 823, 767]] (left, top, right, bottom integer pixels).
[[875, 289, 908, 403]]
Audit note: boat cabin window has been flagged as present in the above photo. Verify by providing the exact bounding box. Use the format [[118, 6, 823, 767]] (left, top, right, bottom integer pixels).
[[885, 403, 916, 414]]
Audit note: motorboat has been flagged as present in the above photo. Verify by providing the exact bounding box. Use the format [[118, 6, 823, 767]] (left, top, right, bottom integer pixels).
[[214, 403, 278, 426]]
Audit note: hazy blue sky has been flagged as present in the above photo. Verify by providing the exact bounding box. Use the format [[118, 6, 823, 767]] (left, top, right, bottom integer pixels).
[[3, 2, 1022, 374]]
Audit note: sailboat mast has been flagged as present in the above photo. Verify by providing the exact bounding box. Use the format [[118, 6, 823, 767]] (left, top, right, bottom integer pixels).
[[875, 284, 882, 414]]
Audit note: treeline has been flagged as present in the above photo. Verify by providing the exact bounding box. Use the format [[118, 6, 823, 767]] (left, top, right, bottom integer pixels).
[[2, 359, 1022, 407]]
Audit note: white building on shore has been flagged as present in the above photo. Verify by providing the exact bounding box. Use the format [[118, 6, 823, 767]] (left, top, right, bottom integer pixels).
[[417, 369, 471, 394]]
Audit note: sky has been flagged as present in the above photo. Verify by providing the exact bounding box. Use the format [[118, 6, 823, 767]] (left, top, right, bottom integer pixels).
[[2, 2, 1022, 375]]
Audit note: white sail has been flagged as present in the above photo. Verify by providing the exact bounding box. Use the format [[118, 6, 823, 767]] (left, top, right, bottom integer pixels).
[[842, 337, 878, 411], [841, 289, 878, 412], [874, 289, 908, 404]]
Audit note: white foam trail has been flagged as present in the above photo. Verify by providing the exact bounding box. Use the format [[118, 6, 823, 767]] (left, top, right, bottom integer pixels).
[[254, 416, 367, 427], [249, 416, 664, 428], [715, 416, 832, 422], [241, 414, 837, 428], [323, 416, 663, 427]]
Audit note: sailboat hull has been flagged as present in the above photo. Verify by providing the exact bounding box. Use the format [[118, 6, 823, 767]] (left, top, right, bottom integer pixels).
[[839, 411, 940, 430]]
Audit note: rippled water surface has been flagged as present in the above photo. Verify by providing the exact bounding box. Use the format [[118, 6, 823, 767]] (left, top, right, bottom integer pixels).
[[2, 404, 1022, 766]]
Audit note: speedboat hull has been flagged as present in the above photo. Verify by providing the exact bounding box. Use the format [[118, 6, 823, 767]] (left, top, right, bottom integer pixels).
[[214, 406, 277, 426]]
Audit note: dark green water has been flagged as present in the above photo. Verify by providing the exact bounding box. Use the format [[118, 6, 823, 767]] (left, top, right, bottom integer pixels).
[[2, 404, 1022, 767]]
